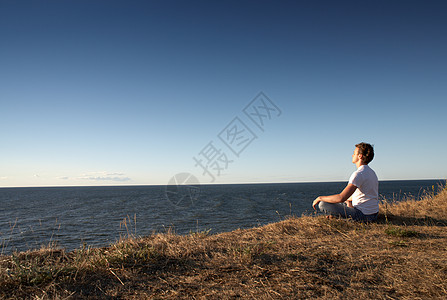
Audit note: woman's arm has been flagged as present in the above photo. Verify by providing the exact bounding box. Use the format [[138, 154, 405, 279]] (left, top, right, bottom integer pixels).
[[312, 183, 357, 210]]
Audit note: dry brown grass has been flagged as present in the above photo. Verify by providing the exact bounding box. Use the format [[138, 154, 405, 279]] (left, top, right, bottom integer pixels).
[[1, 185, 447, 299]]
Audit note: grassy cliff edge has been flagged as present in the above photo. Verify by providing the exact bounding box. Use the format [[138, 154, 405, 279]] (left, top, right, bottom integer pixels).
[[1, 186, 447, 299]]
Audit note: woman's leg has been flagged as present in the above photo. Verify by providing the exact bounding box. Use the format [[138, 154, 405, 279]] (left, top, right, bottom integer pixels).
[[318, 201, 364, 220]]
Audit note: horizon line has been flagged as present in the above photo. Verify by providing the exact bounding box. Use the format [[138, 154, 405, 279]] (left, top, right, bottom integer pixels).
[[1, 178, 445, 189]]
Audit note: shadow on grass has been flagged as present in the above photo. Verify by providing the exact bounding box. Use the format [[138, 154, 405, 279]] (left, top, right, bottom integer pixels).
[[377, 214, 447, 227], [54, 256, 200, 299]]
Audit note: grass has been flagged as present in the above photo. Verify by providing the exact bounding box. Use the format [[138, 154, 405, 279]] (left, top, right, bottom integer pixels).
[[1, 185, 447, 299]]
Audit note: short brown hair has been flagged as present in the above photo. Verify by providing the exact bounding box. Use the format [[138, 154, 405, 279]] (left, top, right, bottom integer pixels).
[[355, 142, 374, 164]]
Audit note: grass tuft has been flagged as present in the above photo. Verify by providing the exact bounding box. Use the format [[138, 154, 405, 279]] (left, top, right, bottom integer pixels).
[[384, 226, 419, 237]]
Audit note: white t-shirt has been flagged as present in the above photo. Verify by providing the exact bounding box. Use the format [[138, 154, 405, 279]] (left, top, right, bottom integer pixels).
[[349, 165, 379, 215]]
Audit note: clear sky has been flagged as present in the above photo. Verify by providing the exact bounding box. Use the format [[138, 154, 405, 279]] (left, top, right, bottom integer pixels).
[[1, 0, 446, 187]]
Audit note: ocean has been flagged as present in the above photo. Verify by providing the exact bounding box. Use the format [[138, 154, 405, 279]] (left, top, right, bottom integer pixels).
[[0, 180, 444, 254]]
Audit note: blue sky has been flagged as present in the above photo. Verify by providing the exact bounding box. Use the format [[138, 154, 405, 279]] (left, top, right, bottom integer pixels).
[[1, 0, 446, 187]]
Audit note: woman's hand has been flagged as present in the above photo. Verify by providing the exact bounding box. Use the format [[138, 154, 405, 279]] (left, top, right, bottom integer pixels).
[[312, 197, 322, 210]]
